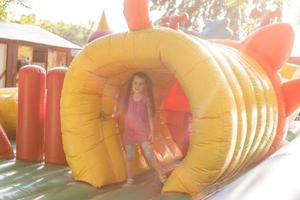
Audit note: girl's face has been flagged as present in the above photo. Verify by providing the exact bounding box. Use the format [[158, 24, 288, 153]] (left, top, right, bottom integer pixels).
[[131, 76, 146, 95]]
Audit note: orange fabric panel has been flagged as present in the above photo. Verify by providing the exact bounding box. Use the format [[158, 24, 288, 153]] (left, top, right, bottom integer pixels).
[[45, 67, 67, 165], [123, 0, 152, 31], [282, 79, 300, 116], [165, 82, 190, 112]]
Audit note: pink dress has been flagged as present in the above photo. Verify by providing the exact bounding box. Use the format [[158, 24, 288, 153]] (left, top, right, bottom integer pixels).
[[124, 96, 150, 144]]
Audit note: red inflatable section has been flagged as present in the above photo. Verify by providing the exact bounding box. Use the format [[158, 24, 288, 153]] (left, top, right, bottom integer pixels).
[[123, 0, 152, 31], [250, 7, 282, 27], [161, 13, 189, 30], [165, 82, 190, 112], [87, 30, 111, 43], [282, 79, 300, 116], [45, 67, 67, 165], [16, 65, 46, 161], [165, 82, 191, 155], [0, 123, 14, 159]]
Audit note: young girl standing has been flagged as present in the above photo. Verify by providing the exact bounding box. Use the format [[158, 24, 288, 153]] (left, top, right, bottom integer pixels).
[[101, 72, 166, 187]]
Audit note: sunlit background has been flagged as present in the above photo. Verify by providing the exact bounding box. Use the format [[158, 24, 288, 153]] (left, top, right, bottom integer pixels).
[[4, 0, 300, 54], [8, 0, 300, 28], [7, 0, 165, 32], [8, 0, 128, 31], [282, 0, 300, 56]]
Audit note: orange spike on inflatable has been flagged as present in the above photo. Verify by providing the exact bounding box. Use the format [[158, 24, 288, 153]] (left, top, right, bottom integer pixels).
[[97, 11, 111, 31], [124, 0, 152, 31], [241, 23, 294, 71], [282, 79, 300, 116], [87, 11, 112, 43]]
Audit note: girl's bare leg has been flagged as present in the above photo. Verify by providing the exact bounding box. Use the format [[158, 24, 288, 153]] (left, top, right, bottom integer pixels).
[[123, 145, 135, 187], [125, 159, 133, 179], [141, 142, 166, 183]]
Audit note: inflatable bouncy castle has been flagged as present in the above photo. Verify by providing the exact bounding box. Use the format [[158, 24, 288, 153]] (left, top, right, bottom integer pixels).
[[1, 0, 300, 199], [61, 0, 300, 196]]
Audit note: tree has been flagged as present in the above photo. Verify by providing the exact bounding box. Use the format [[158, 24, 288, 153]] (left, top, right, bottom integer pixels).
[[9, 13, 95, 46], [151, 0, 244, 28], [0, 0, 29, 20], [150, 0, 283, 39], [18, 13, 36, 24], [38, 19, 95, 46]]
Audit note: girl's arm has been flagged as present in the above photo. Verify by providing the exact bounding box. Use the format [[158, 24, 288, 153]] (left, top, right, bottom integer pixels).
[[100, 110, 122, 120], [147, 103, 154, 142], [111, 109, 122, 118], [100, 111, 116, 120]]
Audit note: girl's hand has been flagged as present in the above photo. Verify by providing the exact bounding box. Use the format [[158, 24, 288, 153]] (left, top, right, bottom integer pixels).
[[100, 111, 111, 120]]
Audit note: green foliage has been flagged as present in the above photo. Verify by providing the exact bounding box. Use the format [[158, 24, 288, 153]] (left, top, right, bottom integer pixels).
[[8, 13, 95, 46], [19, 13, 36, 24], [0, 0, 14, 20], [1, 0, 94, 46], [239, 19, 258, 39], [38, 20, 95, 46], [0, 0, 29, 20]]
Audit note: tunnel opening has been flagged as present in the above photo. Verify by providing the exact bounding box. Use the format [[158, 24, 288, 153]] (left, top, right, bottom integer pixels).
[[98, 68, 192, 169]]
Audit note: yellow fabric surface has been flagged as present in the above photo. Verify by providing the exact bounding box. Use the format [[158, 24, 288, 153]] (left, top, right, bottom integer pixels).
[[279, 62, 300, 80], [0, 88, 18, 139], [60, 28, 278, 195]]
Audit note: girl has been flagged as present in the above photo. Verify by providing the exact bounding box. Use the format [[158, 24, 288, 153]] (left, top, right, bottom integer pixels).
[[101, 72, 166, 187]]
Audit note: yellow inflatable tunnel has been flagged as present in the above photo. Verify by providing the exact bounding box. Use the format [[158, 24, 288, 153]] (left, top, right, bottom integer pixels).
[[61, 28, 278, 195]]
